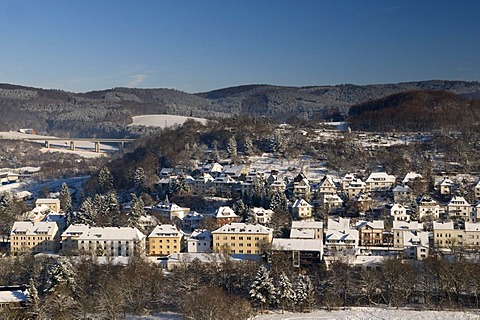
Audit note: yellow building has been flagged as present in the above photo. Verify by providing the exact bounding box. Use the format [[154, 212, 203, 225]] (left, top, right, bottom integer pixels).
[[10, 221, 60, 254], [148, 224, 183, 256], [434, 221, 480, 250], [212, 222, 273, 255]]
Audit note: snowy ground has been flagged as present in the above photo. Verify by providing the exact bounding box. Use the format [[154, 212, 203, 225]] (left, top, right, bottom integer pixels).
[[126, 308, 480, 320], [255, 308, 480, 320], [129, 114, 208, 128]]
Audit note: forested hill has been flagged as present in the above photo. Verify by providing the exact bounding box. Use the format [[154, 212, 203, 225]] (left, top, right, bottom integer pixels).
[[1, 80, 480, 137], [347, 90, 480, 132]]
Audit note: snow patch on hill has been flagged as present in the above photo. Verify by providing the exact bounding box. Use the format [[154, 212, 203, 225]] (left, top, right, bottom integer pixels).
[[129, 114, 208, 128]]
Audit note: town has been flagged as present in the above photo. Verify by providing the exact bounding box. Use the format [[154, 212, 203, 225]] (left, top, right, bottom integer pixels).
[[1, 116, 480, 319]]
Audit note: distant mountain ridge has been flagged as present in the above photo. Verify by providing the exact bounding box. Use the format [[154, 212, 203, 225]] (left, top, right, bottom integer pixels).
[[0, 80, 479, 137]]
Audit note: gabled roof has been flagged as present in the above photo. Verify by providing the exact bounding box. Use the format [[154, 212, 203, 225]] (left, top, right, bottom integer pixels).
[[292, 198, 313, 208], [402, 172, 422, 184], [318, 175, 336, 188], [214, 206, 238, 219]]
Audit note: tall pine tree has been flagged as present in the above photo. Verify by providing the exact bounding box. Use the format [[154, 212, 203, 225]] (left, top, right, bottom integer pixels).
[[249, 265, 276, 311]]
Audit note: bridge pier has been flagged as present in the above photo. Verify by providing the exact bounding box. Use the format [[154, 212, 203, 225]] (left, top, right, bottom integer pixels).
[[70, 141, 76, 151], [94, 142, 100, 153], [45, 140, 50, 148]]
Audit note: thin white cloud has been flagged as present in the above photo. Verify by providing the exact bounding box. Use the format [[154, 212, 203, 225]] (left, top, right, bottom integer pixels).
[[126, 74, 147, 87]]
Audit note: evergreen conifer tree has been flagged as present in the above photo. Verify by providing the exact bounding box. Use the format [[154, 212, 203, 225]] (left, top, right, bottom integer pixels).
[[249, 265, 276, 311]]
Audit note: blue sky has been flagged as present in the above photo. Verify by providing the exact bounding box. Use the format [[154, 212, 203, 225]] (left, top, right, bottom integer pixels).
[[1, 0, 479, 93]]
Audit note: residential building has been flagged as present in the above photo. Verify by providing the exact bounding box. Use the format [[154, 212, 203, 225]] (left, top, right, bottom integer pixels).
[[148, 224, 182, 256], [35, 198, 61, 213], [291, 198, 313, 220], [212, 222, 273, 255], [152, 201, 190, 220], [187, 229, 212, 253], [291, 172, 311, 199], [392, 221, 428, 260], [433, 221, 480, 250], [345, 178, 366, 200], [392, 185, 413, 203], [192, 172, 214, 195], [250, 207, 274, 224], [291, 220, 323, 240], [402, 172, 422, 185], [341, 173, 356, 191], [212, 174, 238, 197], [417, 195, 443, 220], [73, 226, 146, 257], [356, 220, 384, 246], [475, 180, 480, 199], [10, 221, 60, 254], [213, 206, 239, 227], [317, 174, 337, 194], [61, 224, 90, 252], [182, 211, 204, 231], [365, 172, 396, 192], [436, 177, 454, 196], [446, 195, 471, 221], [200, 162, 223, 178], [272, 238, 323, 267], [318, 193, 343, 211], [387, 202, 410, 222], [324, 218, 359, 255]]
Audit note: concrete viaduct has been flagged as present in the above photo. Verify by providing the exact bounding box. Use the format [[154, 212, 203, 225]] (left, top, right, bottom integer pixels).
[[26, 138, 136, 153]]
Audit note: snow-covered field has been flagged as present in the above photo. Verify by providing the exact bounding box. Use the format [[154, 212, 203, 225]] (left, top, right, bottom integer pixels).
[[126, 308, 480, 320], [129, 114, 208, 128], [255, 308, 480, 320]]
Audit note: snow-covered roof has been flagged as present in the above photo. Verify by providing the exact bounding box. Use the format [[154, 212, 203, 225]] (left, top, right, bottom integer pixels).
[[188, 229, 212, 241], [149, 224, 182, 238], [78, 226, 146, 241], [465, 222, 480, 232], [272, 238, 322, 252], [392, 185, 411, 193], [290, 228, 315, 239], [62, 224, 90, 237], [327, 218, 352, 231], [393, 221, 424, 231], [211, 222, 272, 235], [292, 198, 313, 208], [433, 221, 454, 230], [214, 206, 238, 218], [402, 172, 422, 184], [291, 220, 323, 230], [0, 290, 28, 304], [11, 221, 57, 236], [325, 229, 359, 242], [35, 198, 60, 206], [365, 172, 396, 183], [356, 220, 384, 230]]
